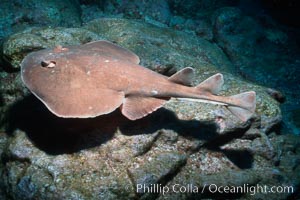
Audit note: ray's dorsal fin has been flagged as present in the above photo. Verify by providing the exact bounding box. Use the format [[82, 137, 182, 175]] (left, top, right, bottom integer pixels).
[[83, 40, 140, 64], [168, 67, 194, 86], [196, 73, 224, 95], [121, 96, 169, 120], [227, 91, 256, 122]]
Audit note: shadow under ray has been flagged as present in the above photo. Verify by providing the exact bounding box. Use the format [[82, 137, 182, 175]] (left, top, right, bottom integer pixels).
[[203, 125, 254, 169], [4, 93, 254, 170], [0, 93, 4, 107], [119, 107, 220, 141], [5, 95, 124, 155]]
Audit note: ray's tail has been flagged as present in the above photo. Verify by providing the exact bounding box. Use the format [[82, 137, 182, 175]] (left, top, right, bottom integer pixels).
[[226, 91, 256, 121], [194, 73, 256, 122]]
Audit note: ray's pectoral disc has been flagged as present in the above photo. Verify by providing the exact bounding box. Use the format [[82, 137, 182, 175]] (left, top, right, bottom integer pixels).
[[21, 41, 135, 118]]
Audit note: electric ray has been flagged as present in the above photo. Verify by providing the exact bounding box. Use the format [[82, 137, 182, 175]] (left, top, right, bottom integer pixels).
[[21, 40, 256, 121]]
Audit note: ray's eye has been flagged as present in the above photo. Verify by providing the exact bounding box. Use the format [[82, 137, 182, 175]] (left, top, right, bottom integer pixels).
[[41, 60, 56, 68]]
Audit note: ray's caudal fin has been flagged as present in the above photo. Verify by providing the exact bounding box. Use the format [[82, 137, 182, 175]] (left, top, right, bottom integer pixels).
[[194, 73, 256, 122], [226, 91, 256, 122]]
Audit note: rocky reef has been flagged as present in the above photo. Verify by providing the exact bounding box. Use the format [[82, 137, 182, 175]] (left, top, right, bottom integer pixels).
[[0, 0, 81, 41], [0, 18, 298, 199], [0, 1, 299, 199]]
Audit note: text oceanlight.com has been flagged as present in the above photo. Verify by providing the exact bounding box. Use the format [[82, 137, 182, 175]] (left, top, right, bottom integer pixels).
[[136, 183, 294, 196]]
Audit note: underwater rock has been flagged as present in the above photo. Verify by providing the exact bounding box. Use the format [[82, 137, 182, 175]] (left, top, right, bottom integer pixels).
[[212, 6, 300, 134], [1, 127, 297, 199], [169, 16, 213, 41], [0, 72, 28, 132], [159, 168, 261, 199], [0, 0, 82, 40], [0, 131, 8, 199], [0, 132, 8, 158], [84, 18, 234, 73], [169, 0, 238, 19], [212, 7, 299, 90], [80, 4, 106, 24], [0, 18, 293, 199], [0, 73, 27, 110], [107, 0, 171, 25], [2, 27, 102, 70], [128, 152, 187, 198], [211, 6, 297, 87], [266, 88, 285, 103]]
